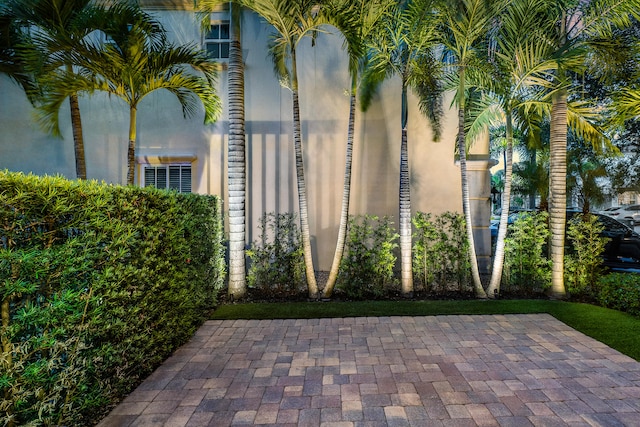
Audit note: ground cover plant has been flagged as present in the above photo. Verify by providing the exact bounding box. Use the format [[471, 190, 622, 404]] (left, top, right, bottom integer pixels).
[[0, 171, 225, 426]]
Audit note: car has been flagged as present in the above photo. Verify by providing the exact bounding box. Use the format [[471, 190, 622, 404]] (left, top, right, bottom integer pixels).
[[611, 204, 640, 225], [600, 206, 623, 218], [568, 211, 640, 272], [492, 210, 640, 272], [490, 211, 528, 238]]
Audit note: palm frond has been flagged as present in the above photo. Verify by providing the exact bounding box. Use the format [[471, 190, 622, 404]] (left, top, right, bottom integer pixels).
[[567, 99, 617, 154]]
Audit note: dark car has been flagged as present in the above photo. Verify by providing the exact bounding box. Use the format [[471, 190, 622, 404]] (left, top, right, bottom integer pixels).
[[568, 211, 640, 273]]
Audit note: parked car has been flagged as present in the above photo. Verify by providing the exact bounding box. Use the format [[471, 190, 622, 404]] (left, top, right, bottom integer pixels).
[[568, 211, 640, 272], [600, 206, 623, 218], [611, 204, 640, 225], [490, 212, 527, 238], [492, 210, 640, 272]]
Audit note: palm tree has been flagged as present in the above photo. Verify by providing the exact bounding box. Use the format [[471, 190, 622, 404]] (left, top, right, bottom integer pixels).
[[36, 2, 222, 186], [546, 0, 640, 298], [360, 0, 443, 297], [225, 0, 337, 298], [321, 0, 393, 298], [4, 0, 114, 180], [439, 0, 507, 298], [482, 0, 556, 297], [200, 0, 248, 300], [225, 3, 247, 300]]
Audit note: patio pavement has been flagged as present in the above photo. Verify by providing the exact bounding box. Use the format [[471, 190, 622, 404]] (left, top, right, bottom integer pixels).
[[97, 314, 640, 426]]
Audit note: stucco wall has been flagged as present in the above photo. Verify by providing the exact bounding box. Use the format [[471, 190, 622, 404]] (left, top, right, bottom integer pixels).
[[0, 8, 493, 272]]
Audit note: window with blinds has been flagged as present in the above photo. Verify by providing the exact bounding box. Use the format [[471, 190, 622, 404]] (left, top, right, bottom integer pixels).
[[143, 165, 192, 193]]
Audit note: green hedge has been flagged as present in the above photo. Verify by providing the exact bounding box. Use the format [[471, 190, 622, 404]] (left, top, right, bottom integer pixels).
[[0, 171, 225, 426], [598, 273, 640, 317]]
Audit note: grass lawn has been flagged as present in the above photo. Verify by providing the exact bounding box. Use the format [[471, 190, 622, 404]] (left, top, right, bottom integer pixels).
[[212, 299, 640, 361]]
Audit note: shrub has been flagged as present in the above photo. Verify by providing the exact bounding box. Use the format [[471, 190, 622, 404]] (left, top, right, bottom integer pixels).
[[598, 273, 640, 317], [337, 215, 398, 299], [246, 212, 306, 296], [564, 213, 609, 297], [0, 171, 224, 426], [412, 211, 471, 294], [503, 211, 551, 294]]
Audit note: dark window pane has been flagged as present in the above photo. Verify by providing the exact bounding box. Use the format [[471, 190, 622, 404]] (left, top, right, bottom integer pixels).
[[220, 42, 229, 58], [206, 43, 220, 59], [220, 23, 230, 39], [206, 25, 219, 39]]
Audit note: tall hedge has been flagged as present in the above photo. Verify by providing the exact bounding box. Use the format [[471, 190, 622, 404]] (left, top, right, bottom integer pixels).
[[0, 171, 225, 426]]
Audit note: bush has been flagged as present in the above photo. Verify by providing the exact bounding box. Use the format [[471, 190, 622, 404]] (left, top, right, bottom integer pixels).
[[598, 273, 640, 317], [0, 171, 224, 426], [564, 213, 609, 297], [337, 215, 398, 299], [503, 211, 551, 294], [246, 212, 306, 296], [412, 211, 471, 294]]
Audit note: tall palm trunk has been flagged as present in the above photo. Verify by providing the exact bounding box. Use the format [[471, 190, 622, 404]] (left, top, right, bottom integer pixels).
[[323, 76, 357, 298], [549, 87, 568, 298], [399, 84, 413, 296], [227, 3, 247, 299], [69, 93, 86, 180], [487, 110, 513, 297], [126, 105, 137, 186], [457, 70, 486, 298], [291, 48, 318, 298]]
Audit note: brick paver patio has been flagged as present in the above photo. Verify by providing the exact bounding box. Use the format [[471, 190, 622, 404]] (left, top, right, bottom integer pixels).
[[97, 314, 640, 426]]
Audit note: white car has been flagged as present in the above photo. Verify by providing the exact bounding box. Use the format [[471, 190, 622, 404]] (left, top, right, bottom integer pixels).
[[600, 206, 623, 218], [614, 205, 640, 225]]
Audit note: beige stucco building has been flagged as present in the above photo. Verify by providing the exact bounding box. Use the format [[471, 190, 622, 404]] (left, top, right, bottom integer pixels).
[[0, 0, 494, 273]]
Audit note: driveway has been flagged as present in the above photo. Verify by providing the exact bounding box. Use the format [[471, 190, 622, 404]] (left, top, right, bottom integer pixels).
[[98, 314, 640, 426]]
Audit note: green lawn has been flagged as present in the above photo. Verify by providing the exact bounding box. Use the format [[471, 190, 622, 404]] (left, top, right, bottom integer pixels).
[[212, 300, 640, 361]]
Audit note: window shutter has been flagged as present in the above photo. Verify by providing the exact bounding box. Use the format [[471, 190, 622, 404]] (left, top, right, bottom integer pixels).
[[156, 167, 168, 189], [144, 167, 156, 187], [169, 166, 181, 190], [181, 166, 192, 193], [141, 164, 191, 193]]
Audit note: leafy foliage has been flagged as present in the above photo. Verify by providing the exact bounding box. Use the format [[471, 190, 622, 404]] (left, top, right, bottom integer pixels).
[[412, 211, 471, 294], [564, 213, 609, 297], [336, 215, 398, 299], [598, 273, 640, 317], [246, 212, 306, 296], [0, 171, 224, 426], [502, 211, 551, 294]]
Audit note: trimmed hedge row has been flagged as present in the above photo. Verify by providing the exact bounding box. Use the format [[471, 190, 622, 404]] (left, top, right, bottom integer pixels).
[[0, 171, 225, 426]]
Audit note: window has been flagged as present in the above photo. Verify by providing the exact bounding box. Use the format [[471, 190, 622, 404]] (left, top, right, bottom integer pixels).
[[143, 164, 192, 193], [205, 22, 230, 59]]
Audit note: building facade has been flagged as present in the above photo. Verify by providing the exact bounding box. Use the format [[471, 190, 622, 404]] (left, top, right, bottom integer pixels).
[[0, 0, 494, 273]]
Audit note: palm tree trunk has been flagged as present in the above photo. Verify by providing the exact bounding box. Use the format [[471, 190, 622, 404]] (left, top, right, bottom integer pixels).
[[323, 78, 357, 298], [529, 148, 537, 209], [126, 106, 137, 186], [69, 93, 87, 180], [399, 85, 412, 296], [487, 110, 513, 297], [227, 3, 247, 299], [291, 48, 318, 298], [549, 87, 568, 298], [457, 72, 486, 298], [399, 126, 412, 296]]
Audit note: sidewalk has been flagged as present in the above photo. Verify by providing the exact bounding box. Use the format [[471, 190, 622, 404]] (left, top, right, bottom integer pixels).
[[98, 314, 640, 426]]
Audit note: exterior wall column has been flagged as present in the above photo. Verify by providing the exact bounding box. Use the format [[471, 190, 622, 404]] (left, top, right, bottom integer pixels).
[[465, 155, 497, 275]]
